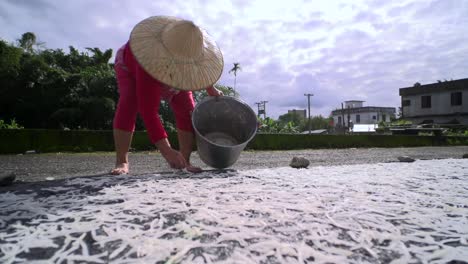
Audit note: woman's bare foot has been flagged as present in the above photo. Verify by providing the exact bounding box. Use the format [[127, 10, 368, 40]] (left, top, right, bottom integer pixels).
[[186, 164, 203, 173], [111, 163, 129, 175]]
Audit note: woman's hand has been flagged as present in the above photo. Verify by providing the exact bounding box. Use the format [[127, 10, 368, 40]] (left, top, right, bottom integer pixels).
[[156, 139, 187, 169], [206, 86, 223, 97], [161, 148, 187, 169]]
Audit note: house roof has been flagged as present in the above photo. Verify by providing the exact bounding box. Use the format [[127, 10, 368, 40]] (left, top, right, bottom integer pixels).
[[399, 78, 468, 96], [331, 106, 396, 115], [345, 100, 365, 103]]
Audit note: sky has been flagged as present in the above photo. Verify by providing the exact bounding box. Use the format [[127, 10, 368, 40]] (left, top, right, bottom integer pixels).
[[1, 0, 467, 118]]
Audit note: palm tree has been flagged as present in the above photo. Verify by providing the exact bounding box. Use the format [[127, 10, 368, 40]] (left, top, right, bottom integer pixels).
[[18, 32, 37, 53], [17, 32, 45, 53], [228, 62, 242, 91]]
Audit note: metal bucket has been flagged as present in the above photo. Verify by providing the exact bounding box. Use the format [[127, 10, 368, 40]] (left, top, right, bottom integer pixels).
[[192, 96, 257, 169]]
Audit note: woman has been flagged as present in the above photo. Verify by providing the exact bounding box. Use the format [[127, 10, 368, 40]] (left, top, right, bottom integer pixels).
[[111, 16, 224, 174]]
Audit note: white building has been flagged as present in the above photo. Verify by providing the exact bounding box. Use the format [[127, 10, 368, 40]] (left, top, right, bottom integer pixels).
[[399, 78, 468, 125], [331, 100, 396, 128]]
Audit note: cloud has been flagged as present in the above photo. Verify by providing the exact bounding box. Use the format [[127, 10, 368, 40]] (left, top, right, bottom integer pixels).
[[291, 39, 313, 50], [304, 19, 331, 29], [1, 0, 467, 119], [386, 1, 422, 18], [353, 10, 381, 23], [3, 0, 53, 16], [366, 0, 392, 9], [412, 0, 468, 20]]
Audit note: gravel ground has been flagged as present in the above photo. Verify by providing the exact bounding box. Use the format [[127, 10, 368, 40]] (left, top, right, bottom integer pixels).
[[1, 146, 467, 183]]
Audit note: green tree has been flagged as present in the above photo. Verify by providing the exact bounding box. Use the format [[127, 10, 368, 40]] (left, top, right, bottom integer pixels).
[[158, 101, 176, 133], [0, 119, 23, 129], [276, 113, 331, 132], [1, 33, 119, 130], [279, 121, 299, 133], [258, 117, 279, 133], [300, 115, 332, 131], [258, 117, 299, 134], [193, 84, 239, 103], [13, 51, 53, 127], [0, 40, 22, 75], [79, 97, 115, 129], [49, 108, 82, 129], [86, 47, 113, 65], [278, 112, 304, 127], [0, 40, 23, 121]]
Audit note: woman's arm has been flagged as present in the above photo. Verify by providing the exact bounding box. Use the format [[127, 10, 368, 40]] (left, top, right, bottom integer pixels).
[[206, 86, 223, 97]]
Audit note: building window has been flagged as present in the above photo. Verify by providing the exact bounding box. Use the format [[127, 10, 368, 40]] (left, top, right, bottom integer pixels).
[[338, 116, 342, 126], [356, 115, 360, 123], [421, 95, 431, 108], [372, 116, 376, 120], [451, 92, 462, 106], [402, 100, 411, 106], [382, 114, 386, 122]]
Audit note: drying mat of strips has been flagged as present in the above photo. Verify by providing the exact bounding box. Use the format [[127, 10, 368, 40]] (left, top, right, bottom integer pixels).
[[1, 159, 467, 263]]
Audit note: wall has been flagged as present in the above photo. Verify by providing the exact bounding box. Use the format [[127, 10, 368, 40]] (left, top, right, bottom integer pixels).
[[402, 90, 468, 118], [332, 110, 394, 126]]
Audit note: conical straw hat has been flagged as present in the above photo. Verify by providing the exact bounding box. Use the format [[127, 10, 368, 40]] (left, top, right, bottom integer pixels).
[[129, 16, 224, 91]]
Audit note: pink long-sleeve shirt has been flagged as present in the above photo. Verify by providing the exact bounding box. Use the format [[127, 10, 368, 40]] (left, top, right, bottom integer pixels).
[[113, 42, 195, 144]]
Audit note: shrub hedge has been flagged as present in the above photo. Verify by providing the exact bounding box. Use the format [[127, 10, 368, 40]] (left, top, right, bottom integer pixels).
[[247, 133, 468, 149], [0, 129, 467, 154]]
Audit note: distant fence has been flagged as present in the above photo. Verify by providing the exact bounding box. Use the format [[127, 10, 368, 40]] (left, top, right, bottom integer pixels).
[[0, 129, 467, 154]]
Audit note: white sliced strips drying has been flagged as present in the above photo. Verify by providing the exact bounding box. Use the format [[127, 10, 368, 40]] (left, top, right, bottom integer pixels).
[[0, 159, 467, 263]]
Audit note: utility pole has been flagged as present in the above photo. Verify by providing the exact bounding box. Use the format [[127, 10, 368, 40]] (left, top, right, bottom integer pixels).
[[255, 101, 268, 119], [261, 100, 268, 119], [341, 103, 345, 135], [255, 102, 262, 118], [304, 93, 313, 134], [347, 105, 351, 133]]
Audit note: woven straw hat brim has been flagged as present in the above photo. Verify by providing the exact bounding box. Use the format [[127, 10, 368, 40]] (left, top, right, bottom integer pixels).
[[129, 16, 224, 91]]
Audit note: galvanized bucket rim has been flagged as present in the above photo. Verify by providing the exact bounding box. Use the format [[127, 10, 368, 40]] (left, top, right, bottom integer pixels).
[[192, 96, 258, 148]]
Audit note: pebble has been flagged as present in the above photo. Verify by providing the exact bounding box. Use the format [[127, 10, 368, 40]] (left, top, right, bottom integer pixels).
[[290, 157, 310, 169], [0, 173, 16, 186], [397, 156, 416, 162]]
